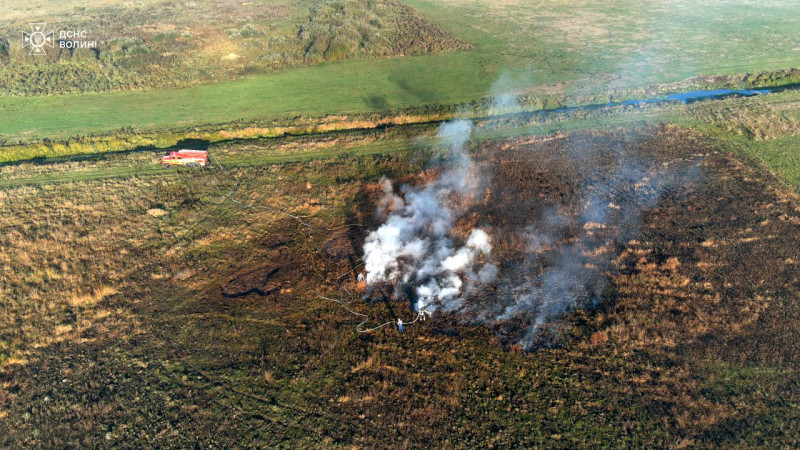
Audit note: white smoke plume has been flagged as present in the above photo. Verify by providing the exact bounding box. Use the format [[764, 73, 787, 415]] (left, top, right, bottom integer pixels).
[[362, 120, 495, 314], [489, 73, 524, 115]]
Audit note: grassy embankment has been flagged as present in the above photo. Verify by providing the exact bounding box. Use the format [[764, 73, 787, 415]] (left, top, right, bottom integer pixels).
[[1, 68, 799, 168], [2, 0, 800, 147], [4, 88, 798, 192], [0, 0, 468, 96]]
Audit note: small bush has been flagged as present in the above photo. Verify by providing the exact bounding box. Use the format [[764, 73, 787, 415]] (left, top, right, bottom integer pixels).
[[239, 24, 263, 38], [0, 37, 9, 63]]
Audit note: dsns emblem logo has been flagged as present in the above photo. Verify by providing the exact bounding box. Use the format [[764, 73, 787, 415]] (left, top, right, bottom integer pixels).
[[23, 23, 54, 55]]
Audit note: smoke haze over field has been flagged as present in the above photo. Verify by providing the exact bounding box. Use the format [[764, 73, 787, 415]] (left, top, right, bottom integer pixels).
[[487, 151, 689, 348], [362, 91, 697, 349]]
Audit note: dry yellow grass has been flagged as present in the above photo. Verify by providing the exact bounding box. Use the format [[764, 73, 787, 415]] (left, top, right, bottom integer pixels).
[[67, 286, 119, 308], [0, 178, 158, 367], [2, 0, 165, 21]]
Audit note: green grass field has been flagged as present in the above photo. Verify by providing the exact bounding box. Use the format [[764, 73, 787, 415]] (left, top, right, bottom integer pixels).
[[0, 51, 492, 141], [3, 89, 799, 191], [2, 0, 799, 143]]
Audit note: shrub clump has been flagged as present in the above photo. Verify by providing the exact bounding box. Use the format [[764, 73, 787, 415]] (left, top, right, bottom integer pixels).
[[0, 37, 9, 63], [299, 0, 469, 63]]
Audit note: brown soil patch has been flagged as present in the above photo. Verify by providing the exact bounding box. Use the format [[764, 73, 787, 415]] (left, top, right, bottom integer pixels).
[[221, 264, 282, 297], [321, 230, 357, 260], [260, 233, 295, 249]]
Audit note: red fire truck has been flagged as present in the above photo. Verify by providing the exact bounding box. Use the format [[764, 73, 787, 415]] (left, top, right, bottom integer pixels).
[[161, 149, 209, 168]]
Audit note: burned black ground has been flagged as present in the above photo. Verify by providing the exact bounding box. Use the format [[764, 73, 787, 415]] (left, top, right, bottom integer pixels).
[[1, 126, 798, 447]]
